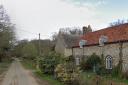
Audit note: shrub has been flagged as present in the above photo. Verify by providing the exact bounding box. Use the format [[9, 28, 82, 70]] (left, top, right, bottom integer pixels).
[[39, 52, 62, 74], [96, 66, 109, 75], [80, 56, 91, 71], [80, 53, 101, 71], [55, 56, 81, 85], [95, 65, 120, 77]]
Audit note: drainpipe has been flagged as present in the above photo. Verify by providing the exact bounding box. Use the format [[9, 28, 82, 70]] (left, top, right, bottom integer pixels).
[[72, 47, 73, 57], [83, 45, 84, 57], [119, 41, 123, 72]]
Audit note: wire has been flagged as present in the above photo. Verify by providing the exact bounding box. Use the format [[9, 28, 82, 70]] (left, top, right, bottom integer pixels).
[[15, 28, 38, 35], [15, 28, 51, 38], [0, 2, 51, 39]]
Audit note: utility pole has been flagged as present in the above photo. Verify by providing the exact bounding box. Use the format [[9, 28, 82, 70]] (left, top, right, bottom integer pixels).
[[39, 33, 41, 56], [36, 33, 41, 69]]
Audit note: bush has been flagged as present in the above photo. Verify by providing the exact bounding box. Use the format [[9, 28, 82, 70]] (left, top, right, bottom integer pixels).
[[80, 56, 91, 71], [80, 53, 101, 71], [55, 56, 81, 85], [96, 66, 109, 75], [97, 65, 120, 77], [39, 52, 62, 74]]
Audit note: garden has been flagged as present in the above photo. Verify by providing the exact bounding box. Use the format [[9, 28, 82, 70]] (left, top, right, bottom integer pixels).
[[22, 52, 128, 85]]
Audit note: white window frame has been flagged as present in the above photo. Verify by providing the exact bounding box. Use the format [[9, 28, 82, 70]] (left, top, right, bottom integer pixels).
[[106, 55, 113, 69]]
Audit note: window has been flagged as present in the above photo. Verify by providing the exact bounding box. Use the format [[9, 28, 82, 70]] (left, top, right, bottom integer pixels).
[[106, 55, 112, 69]]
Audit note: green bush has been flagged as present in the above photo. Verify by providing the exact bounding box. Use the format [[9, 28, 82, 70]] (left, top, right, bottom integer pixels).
[[39, 52, 62, 74], [80, 56, 91, 71], [97, 65, 120, 77], [96, 66, 109, 75], [80, 53, 101, 71]]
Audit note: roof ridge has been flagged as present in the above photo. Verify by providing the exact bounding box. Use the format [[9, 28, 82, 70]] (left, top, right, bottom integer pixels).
[[84, 23, 128, 35], [77, 23, 128, 47]]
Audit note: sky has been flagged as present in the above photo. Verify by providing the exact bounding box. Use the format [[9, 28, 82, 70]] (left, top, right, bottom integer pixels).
[[0, 0, 128, 40]]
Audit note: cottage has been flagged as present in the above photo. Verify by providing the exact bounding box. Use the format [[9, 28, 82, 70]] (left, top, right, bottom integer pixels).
[[72, 23, 128, 72]]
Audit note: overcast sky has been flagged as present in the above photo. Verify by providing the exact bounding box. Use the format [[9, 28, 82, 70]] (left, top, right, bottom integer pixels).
[[1, 0, 128, 40]]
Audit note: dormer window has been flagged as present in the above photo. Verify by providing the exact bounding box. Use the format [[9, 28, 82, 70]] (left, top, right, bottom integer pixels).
[[99, 35, 108, 46], [79, 40, 87, 48]]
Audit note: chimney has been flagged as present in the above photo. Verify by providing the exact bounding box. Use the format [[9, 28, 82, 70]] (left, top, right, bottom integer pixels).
[[82, 25, 92, 35], [83, 26, 88, 35], [87, 25, 92, 32]]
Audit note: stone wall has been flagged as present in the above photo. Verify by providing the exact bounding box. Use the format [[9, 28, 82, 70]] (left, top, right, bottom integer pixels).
[[55, 36, 73, 57], [55, 36, 65, 55], [73, 43, 122, 65], [122, 43, 128, 71], [64, 48, 72, 57]]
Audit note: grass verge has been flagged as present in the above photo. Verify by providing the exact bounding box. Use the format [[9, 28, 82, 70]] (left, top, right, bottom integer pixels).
[[0, 60, 11, 84], [82, 71, 128, 85], [0, 61, 11, 75], [34, 71, 64, 85], [21, 59, 64, 85]]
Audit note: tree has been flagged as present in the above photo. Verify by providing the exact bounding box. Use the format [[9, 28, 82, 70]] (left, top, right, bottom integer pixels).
[[109, 19, 127, 27], [13, 39, 54, 59], [59, 27, 82, 35], [69, 28, 82, 35], [30, 39, 54, 55], [22, 43, 38, 60], [12, 40, 28, 58], [0, 5, 16, 61], [52, 32, 58, 43]]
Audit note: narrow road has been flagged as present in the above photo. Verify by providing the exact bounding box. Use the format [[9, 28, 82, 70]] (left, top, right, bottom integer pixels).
[[1, 60, 39, 85]]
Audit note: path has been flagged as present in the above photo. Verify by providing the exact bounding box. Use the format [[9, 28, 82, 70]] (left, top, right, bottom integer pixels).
[[1, 60, 39, 85]]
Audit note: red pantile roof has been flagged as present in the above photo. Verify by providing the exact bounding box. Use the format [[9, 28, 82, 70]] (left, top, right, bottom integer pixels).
[[74, 23, 128, 47]]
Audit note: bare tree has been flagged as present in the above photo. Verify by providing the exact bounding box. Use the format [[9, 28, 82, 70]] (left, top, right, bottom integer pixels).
[[59, 27, 82, 35], [109, 19, 127, 27], [69, 28, 82, 35], [52, 32, 58, 43]]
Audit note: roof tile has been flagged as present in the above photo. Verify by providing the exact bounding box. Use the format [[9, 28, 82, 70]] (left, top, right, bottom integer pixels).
[[80, 23, 128, 45]]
